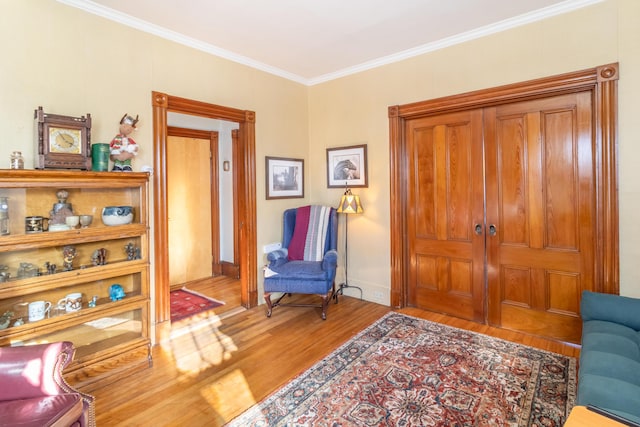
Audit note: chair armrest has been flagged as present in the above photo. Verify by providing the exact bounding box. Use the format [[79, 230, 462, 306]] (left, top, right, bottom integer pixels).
[[322, 249, 338, 271], [267, 248, 289, 268], [0, 341, 75, 401]]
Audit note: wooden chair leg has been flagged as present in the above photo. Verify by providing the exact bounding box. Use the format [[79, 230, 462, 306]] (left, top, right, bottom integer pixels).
[[264, 293, 273, 317], [321, 295, 329, 320]]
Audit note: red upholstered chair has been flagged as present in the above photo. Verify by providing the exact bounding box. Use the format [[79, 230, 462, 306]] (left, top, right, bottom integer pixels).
[[0, 341, 95, 427]]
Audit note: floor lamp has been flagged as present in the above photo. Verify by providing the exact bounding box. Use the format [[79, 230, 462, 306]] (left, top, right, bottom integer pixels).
[[336, 185, 363, 299]]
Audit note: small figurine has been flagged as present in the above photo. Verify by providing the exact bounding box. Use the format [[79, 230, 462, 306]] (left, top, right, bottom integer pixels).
[[88, 295, 99, 308], [110, 113, 139, 172], [17, 262, 37, 278], [124, 242, 140, 260], [109, 284, 125, 301], [0, 311, 12, 329], [91, 248, 107, 266], [62, 245, 77, 271], [0, 270, 10, 282], [49, 189, 75, 227], [44, 262, 57, 275]]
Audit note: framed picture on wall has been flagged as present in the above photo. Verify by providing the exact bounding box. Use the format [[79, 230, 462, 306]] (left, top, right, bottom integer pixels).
[[326, 144, 368, 188], [265, 156, 304, 199]]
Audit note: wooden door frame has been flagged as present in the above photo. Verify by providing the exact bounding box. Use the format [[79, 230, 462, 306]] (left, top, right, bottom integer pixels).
[[231, 129, 240, 269], [388, 63, 619, 309], [167, 127, 221, 282], [152, 91, 257, 337]]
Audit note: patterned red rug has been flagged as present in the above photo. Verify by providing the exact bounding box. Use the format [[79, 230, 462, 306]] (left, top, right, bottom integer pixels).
[[170, 288, 224, 322], [227, 312, 577, 426]]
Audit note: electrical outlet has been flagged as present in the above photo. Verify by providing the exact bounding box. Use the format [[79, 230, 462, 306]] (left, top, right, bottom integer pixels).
[[373, 291, 384, 300], [263, 242, 282, 253]]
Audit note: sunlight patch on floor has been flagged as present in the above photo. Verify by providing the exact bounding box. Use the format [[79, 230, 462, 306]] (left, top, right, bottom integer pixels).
[[160, 312, 238, 376], [200, 368, 256, 422]]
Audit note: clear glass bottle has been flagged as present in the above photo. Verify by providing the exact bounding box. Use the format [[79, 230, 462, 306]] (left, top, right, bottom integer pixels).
[[0, 197, 9, 235], [10, 151, 24, 169]]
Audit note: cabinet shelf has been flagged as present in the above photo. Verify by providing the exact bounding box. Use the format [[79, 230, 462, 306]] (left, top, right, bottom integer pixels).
[[0, 170, 151, 391], [0, 223, 147, 251], [0, 261, 147, 299], [0, 294, 147, 341]]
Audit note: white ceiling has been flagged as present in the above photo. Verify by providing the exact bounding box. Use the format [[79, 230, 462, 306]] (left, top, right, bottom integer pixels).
[[62, 0, 602, 85]]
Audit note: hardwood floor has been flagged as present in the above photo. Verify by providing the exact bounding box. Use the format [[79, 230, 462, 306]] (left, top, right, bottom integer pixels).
[[91, 283, 580, 426]]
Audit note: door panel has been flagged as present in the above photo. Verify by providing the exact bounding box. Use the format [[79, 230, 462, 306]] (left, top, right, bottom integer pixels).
[[394, 64, 618, 345], [406, 93, 594, 341], [485, 92, 594, 342], [407, 110, 485, 322], [167, 135, 213, 286]]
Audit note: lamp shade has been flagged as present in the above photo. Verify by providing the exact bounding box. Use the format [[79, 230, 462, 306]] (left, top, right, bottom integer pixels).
[[337, 189, 363, 214]]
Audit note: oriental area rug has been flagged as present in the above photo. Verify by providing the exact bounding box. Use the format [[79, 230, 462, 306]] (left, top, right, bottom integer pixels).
[[169, 288, 224, 322], [227, 312, 576, 427]]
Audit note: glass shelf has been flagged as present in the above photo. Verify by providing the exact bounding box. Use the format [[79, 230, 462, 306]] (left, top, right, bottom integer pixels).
[[0, 270, 145, 333], [9, 307, 144, 361]]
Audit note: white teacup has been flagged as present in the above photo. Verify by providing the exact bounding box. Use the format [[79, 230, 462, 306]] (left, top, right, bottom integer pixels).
[[80, 215, 93, 228], [65, 215, 80, 228], [57, 292, 83, 312], [28, 301, 52, 322]]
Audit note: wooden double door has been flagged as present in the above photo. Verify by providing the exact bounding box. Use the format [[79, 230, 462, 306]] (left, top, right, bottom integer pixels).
[[390, 64, 619, 343]]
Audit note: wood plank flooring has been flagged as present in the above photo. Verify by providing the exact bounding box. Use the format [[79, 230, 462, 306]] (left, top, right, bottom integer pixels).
[[92, 280, 580, 426]]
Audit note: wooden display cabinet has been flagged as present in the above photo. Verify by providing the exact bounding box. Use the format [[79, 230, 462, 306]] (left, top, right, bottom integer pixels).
[[0, 170, 151, 392]]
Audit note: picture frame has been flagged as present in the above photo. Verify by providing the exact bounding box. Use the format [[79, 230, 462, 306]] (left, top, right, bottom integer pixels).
[[265, 156, 304, 199], [326, 144, 368, 188]]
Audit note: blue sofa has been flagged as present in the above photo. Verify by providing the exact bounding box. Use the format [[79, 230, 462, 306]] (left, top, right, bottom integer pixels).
[[577, 290, 640, 423]]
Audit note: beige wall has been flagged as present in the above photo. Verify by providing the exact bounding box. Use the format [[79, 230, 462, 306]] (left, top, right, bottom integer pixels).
[[1, 0, 639, 318], [0, 0, 310, 310], [309, 0, 640, 300]]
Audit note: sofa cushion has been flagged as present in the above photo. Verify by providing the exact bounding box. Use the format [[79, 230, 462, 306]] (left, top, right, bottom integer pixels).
[[579, 351, 640, 385], [0, 394, 83, 427], [581, 290, 640, 330], [576, 374, 640, 424], [577, 291, 640, 424], [580, 320, 640, 360]]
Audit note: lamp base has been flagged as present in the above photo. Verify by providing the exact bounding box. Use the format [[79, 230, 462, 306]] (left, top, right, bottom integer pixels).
[[337, 282, 363, 300]]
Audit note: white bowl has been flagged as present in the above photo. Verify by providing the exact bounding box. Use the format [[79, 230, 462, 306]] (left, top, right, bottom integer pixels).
[[102, 206, 134, 226]]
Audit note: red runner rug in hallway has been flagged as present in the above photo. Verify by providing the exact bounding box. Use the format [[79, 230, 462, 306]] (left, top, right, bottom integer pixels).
[[170, 288, 225, 322]]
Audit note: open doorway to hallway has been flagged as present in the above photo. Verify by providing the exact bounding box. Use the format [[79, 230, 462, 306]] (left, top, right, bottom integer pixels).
[[151, 91, 258, 340], [166, 114, 241, 310]]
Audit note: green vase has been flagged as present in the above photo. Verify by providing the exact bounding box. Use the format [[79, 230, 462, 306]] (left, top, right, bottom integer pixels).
[[91, 143, 110, 171]]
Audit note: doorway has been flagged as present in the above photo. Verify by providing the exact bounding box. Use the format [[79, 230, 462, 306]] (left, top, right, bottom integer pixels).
[[389, 64, 619, 343], [151, 91, 258, 339]]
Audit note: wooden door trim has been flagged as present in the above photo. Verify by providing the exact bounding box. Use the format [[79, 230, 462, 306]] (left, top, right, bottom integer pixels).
[[389, 63, 619, 309], [167, 127, 221, 276], [231, 129, 240, 268], [152, 92, 257, 335]]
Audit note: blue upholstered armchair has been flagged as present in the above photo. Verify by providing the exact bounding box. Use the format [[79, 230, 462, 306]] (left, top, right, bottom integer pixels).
[[264, 205, 338, 320]]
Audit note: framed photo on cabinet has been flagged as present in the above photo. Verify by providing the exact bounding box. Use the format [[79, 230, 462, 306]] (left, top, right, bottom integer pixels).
[[265, 156, 304, 199], [326, 144, 368, 188]]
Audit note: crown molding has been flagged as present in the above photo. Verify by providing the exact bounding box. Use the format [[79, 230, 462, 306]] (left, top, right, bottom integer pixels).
[[56, 0, 308, 85], [307, 0, 604, 85], [58, 0, 603, 87]]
